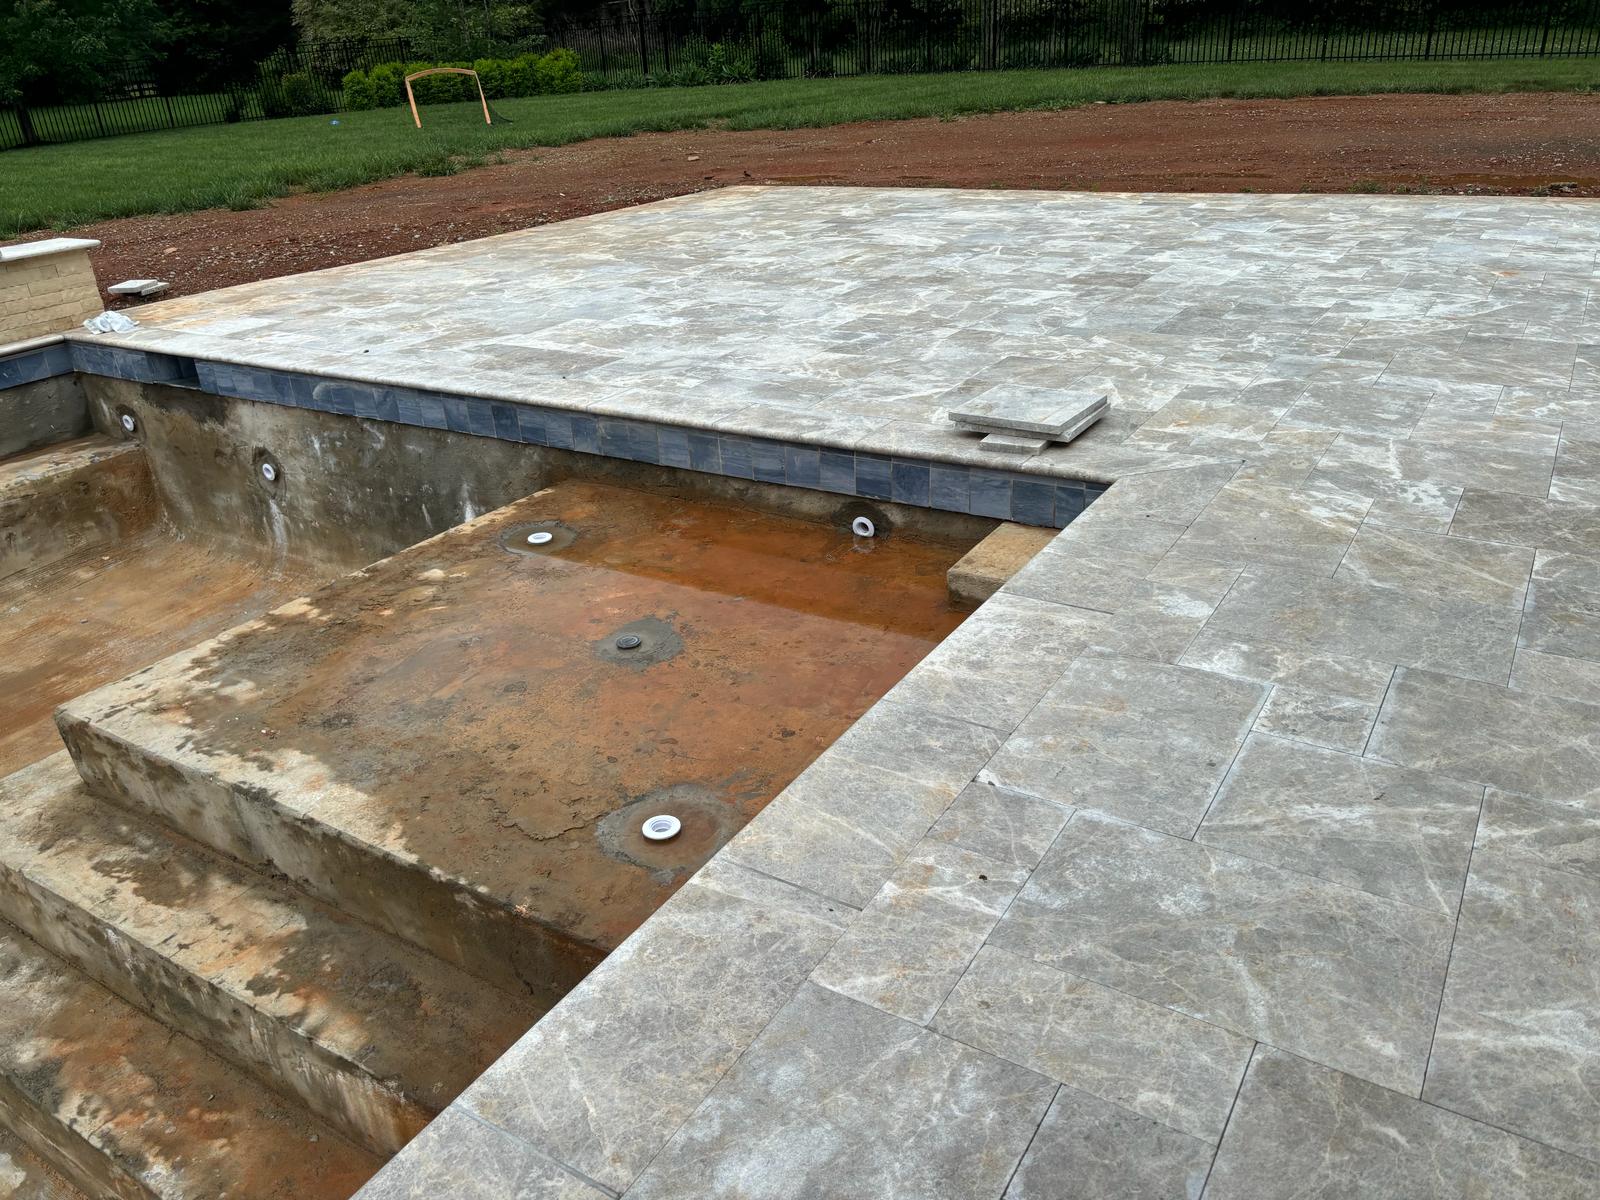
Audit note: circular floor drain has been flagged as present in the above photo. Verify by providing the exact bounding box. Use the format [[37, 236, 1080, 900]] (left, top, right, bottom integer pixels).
[[641, 814, 681, 841], [119, 413, 137, 434], [616, 634, 643, 650], [527, 531, 554, 545]]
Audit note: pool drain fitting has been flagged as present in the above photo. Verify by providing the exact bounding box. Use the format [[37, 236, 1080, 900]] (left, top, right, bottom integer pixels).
[[852, 516, 876, 538], [641, 814, 681, 841], [260, 462, 278, 483], [527, 531, 554, 546], [119, 413, 137, 434], [616, 634, 643, 650]]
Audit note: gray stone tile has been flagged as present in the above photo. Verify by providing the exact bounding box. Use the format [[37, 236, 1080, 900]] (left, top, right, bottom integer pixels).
[[1510, 646, 1600, 705], [1083, 460, 1240, 525], [460, 858, 847, 1193], [990, 812, 1453, 1093], [1276, 381, 1431, 437], [1207, 566, 1519, 684], [1313, 432, 1557, 499], [1198, 733, 1481, 915], [625, 982, 1054, 1200], [360, 1107, 605, 1199], [1519, 548, 1600, 660], [1170, 481, 1369, 574], [1003, 518, 1187, 613], [1253, 685, 1379, 753], [823, 699, 1003, 795], [1206, 1047, 1600, 1199], [882, 592, 1106, 731], [1424, 851, 1600, 1163], [1450, 487, 1600, 555], [725, 754, 964, 910], [925, 778, 1071, 869], [1360, 480, 1464, 535], [933, 945, 1251, 1142], [1080, 560, 1242, 664], [1000, 1086, 1214, 1200], [1476, 787, 1600, 882], [812, 843, 1029, 1024], [1369, 667, 1600, 806], [1549, 429, 1600, 506], [1335, 525, 1533, 608], [1179, 629, 1394, 705], [983, 656, 1266, 837]]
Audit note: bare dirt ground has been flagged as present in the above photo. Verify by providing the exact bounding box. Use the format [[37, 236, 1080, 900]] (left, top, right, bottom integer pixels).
[[77, 91, 1600, 301]]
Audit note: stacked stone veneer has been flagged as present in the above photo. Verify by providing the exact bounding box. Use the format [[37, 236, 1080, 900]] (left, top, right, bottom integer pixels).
[[0, 239, 102, 343]]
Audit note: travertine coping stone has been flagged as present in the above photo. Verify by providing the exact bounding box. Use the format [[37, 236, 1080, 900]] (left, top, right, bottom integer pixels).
[[947, 521, 1059, 609], [0, 237, 102, 343]]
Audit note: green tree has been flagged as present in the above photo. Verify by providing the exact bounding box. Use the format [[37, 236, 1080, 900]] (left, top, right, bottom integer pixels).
[[0, 0, 162, 103]]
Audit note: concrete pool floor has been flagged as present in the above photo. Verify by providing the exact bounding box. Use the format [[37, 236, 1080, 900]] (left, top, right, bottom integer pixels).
[[66, 188, 1600, 1196]]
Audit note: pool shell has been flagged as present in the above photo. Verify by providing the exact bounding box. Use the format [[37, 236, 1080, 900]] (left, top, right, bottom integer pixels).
[[56, 477, 974, 1007]]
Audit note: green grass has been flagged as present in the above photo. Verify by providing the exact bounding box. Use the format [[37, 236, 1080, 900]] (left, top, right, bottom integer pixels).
[[3, 57, 1595, 236]]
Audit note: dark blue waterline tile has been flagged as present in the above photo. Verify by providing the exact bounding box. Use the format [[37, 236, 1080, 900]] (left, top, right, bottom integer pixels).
[[1054, 483, 1087, 523], [819, 449, 855, 494], [969, 471, 1013, 519], [394, 389, 425, 428], [0, 348, 61, 388], [1011, 478, 1057, 527], [571, 414, 600, 454], [752, 439, 787, 484], [516, 406, 548, 445], [443, 396, 473, 433], [491, 402, 519, 441], [658, 426, 693, 469], [855, 454, 892, 500], [784, 445, 821, 489], [891, 460, 931, 507], [414, 392, 447, 429], [599, 418, 660, 463], [719, 436, 754, 479], [467, 399, 497, 438], [352, 385, 381, 419], [929, 465, 970, 513], [688, 430, 721, 473], [371, 388, 399, 423], [543, 410, 574, 449]]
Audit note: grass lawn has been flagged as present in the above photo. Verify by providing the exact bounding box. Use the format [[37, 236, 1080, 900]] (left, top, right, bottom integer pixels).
[[2, 56, 1595, 237]]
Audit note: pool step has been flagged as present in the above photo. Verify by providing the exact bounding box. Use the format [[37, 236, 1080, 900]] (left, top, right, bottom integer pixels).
[[0, 1123, 86, 1200], [0, 434, 154, 581], [0, 753, 541, 1158], [0, 918, 380, 1200]]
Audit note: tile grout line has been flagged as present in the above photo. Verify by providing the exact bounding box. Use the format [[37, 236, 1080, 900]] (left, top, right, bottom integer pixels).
[[1416, 783, 1488, 1104], [1198, 1041, 1259, 1200]]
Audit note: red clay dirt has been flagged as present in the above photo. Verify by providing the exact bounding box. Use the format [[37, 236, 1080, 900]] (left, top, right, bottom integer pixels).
[[62, 91, 1600, 303]]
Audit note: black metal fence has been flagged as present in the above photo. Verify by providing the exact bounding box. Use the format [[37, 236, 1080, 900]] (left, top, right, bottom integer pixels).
[[552, 0, 1600, 81], [1, 38, 413, 151], [5, 1, 1598, 151]]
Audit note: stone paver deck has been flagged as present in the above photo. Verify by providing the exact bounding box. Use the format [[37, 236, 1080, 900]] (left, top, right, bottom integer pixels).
[[86, 188, 1600, 1197]]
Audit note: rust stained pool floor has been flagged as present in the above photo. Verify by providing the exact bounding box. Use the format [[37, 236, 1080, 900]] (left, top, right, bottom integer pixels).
[[0, 536, 320, 779], [126, 480, 971, 955]]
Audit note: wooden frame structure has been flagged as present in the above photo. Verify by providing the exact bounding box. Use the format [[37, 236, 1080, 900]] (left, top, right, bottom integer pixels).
[[404, 67, 493, 128]]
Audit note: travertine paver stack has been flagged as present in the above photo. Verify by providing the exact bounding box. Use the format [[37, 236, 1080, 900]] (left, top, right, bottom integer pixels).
[[72, 188, 1600, 1198]]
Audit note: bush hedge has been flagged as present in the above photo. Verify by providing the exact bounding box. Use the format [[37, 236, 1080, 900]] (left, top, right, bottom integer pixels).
[[342, 48, 591, 110]]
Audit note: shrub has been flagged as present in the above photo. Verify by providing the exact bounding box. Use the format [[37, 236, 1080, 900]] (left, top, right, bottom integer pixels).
[[261, 71, 332, 118], [532, 47, 584, 94], [341, 68, 377, 110], [341, 48, 591, 109]]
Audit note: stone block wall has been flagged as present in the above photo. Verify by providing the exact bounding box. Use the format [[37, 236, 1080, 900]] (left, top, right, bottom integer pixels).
[[0, 239, 102, 343]]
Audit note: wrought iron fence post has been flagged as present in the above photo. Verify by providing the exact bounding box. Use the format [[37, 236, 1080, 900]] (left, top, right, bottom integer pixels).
[[1540, 0, 1555, 56], [637, 3, 650, 76]]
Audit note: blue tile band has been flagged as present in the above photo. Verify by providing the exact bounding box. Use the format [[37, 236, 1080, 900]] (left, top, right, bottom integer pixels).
[[19, 343, 1108, 529]]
